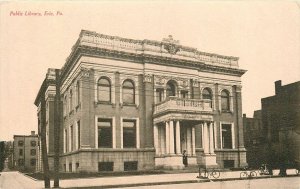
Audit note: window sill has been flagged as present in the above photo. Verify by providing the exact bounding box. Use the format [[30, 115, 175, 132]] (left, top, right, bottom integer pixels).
[[221, 110, 233, 114], [95, 101, 116, 108], [120, 103, 138, 108]]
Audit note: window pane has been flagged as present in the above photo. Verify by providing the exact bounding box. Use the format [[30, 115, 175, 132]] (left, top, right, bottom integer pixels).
[[98, 128, 112, 148], [98, 119, 112, 148], [123, 120, 136, 148], [166, 83, 175, 97], [221, 90, 229, 110], [156, 89, 163, 103], [123, 88, 134, 104], [123, 80, 133, 88], [98, 78, 111, 102], [99, 78, 110, 85], [222, 124, 232, 149], [98, 86, 110, 102], [97, 119, 112, 127]]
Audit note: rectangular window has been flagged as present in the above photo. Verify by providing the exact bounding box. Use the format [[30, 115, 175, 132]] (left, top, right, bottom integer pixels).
[[180, 91, 188, 99], [76, 163, 79, 171], [18, 140, 24, 146], [124, 161, 138, 171], [222, 124, 233, 149], [77, 121, 81, 149], [223, 160, 234, 168], [31, 141, 36, 147], [123, 120, 136, 148], [156, 89, 164, 103], [70, 125, 73, 151], [19, 149, 23, 156], [69, 163, 72, 172], [30, 149, 36, 156], [65, 129, 68, 152], [98, 119, 112, 148], [30, 159, 36, 166], [64, 164, 66, 172], [98, 162, 113, 172]]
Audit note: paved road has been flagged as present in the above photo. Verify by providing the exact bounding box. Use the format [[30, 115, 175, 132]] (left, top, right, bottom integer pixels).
[[0, 171, 43, 189], [121, 177, 300, 189]]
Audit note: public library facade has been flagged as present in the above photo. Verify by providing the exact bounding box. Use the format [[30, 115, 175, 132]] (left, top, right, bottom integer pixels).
[[35, 30, 247, 172]]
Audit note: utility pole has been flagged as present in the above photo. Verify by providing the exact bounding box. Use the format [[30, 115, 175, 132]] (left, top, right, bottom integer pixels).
[[54, 69, 61, 188], [41, 93, 50, 188]]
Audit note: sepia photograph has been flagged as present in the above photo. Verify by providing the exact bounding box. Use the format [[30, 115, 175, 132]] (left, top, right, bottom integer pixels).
[[0, 1, 299, 189]]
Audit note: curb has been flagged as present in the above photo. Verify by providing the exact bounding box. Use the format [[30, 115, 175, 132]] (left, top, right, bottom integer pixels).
[[61, 174, 300, 189]]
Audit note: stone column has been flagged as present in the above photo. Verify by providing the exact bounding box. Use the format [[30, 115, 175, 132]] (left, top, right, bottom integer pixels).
[[169, 120, 175, 154], [153, 124, 159, 155], [192, 126, 196, 155], [186, 127, 192, 155], [165, 121, 170, 154], [164, 89, 167, 100], [203, 122, 209, 154], [160, 125, 165, 154], [175, 121, 181, 154], [209, 122, 215, 154]]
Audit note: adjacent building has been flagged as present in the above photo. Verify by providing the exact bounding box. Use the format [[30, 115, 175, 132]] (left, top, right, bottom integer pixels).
[[243, 110, 267, 168], [35, 30, 247, 172], [261, 80, 300, 168], [13, 131, 39, 172]]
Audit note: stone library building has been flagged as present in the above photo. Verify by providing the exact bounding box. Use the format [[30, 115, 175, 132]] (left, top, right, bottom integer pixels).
[[35, 30, 247, 172]]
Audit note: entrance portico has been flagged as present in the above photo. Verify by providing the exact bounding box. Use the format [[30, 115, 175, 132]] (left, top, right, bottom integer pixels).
[[153, 97, 218, 169]]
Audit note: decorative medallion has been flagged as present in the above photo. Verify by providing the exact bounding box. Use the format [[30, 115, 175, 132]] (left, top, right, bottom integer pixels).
[[162, 35, 181, 55]]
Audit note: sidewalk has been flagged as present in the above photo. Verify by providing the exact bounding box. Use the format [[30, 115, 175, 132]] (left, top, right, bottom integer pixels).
[[58, 169, 299, 189], [1, 169, 298, 189]]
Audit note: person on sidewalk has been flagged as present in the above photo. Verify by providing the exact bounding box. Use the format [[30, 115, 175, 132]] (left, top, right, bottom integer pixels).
[[183, 150, 188, 167]]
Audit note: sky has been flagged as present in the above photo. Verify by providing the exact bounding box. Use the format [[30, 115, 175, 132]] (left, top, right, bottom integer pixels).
[[0, 1, 299, 141]]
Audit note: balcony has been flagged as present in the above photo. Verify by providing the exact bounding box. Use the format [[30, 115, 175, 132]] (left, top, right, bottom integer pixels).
[[153, 97, 213, 117]]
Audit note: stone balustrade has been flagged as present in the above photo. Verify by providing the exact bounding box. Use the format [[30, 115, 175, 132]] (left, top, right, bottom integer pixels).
[[154, 96, 212, 115], [70, 30, 239, 69]]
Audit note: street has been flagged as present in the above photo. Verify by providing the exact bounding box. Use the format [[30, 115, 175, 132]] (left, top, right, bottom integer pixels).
[[121, 177, 300, 189]]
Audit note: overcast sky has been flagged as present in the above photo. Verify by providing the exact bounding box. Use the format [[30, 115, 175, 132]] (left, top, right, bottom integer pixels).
[[0, 1, 299, 141]]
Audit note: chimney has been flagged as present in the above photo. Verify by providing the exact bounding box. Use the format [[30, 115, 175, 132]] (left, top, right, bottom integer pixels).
[[31, 131, 35, 136], [275, 80, 282, 95]]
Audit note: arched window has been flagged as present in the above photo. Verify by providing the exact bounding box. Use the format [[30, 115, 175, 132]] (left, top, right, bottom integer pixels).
[[98, 77, 111, 102], [166, 81, 176, 97], [122, 79, 135, 104], [221, 90, 230, 111], [202, 88, 212, 108]]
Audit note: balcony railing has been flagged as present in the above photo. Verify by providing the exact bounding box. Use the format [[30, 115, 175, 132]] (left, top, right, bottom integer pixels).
[[153, 96, 213, 115]]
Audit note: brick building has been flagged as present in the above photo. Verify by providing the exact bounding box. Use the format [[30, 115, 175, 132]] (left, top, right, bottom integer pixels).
[[35, 30, 247, 172], [262, 80, 300, 168], [243, 110, 267, 168], [13, 131, 39, 172]]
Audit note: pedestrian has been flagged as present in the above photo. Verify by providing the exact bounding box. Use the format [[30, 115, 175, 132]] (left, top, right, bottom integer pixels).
[[183, 150, 188, 167]]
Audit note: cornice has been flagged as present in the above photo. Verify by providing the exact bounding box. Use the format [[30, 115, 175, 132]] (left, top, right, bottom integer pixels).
[[60, 44, 246, 84]]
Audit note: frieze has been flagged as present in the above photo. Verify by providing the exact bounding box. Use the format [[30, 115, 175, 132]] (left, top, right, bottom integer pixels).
[[153, 113, 213, 124]]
